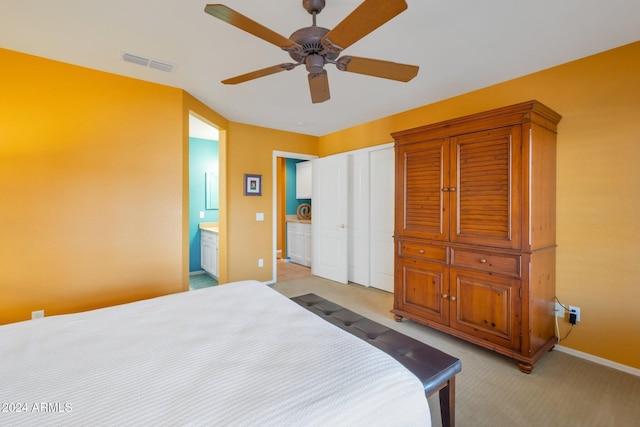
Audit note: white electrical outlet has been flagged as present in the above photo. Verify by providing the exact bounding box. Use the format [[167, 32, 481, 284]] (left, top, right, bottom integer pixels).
[[569, 306, 581, 323], [32, 310, 44, 320], [258, 258, 264, 267], [555, 302, 565, 318], [199, 211, 205, 219]]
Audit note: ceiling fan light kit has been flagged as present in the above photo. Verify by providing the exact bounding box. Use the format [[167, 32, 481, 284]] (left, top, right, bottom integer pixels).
[[204, 0, 419, 103]]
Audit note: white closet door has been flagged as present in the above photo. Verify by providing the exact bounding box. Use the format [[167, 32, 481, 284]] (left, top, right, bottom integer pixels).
[[348, 152, 370, 286], [311, 155, 349, 284], [369, 147, 395, 292]]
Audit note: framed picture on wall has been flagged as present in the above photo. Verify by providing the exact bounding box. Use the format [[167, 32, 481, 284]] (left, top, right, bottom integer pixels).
[[244, 174, 262, 196]]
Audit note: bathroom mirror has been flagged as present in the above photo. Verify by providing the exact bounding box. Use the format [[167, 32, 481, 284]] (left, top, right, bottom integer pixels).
[[205, 172, 219, 210]]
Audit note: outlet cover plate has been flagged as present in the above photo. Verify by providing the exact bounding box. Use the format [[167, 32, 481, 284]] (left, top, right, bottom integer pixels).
[[569, 305, 581, 323], [555, 302, 565, 318]]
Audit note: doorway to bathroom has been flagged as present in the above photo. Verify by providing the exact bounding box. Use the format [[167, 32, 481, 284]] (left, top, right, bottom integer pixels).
[[189, 114, 220, 290]]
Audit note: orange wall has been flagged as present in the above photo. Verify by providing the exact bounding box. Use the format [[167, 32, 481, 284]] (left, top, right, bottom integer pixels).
[[320, 41, 640, 369], [0, 47, 315, 324], [0, 48, 187, 322], [225, 122, 318, 283]]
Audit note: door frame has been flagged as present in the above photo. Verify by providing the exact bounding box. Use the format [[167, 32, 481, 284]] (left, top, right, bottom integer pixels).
[[271, 150, 318, 284], [187, 112, 223, 285]]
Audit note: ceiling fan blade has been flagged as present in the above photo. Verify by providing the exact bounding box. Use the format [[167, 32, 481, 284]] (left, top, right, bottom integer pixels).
[[308, 70, 330, 104], [321, 0, 407, 53], [205, 4, 300, 51], [337, 56, 418, 82], [222, 63, 297, 85]]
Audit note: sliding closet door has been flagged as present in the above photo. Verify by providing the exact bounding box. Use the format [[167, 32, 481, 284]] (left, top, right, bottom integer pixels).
[[348, 151, 370, 285], [311, 146, 394, 289], [369, 147, 395, 292]]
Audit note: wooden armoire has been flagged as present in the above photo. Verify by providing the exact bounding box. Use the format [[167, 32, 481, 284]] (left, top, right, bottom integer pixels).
[[392, 101, 561, 373]]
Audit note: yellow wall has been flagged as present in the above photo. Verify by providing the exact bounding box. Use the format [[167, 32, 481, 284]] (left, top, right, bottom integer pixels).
[[0, 48, 184, 322], [320, 41, 640, 369], [225, 122, 318, 282]]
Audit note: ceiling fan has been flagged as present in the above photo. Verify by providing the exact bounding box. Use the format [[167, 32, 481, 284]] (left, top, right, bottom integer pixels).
[[204, 0, 419, 103]]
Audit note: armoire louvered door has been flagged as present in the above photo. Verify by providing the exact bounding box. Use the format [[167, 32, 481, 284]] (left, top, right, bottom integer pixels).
[[397, 127, 522, 249], [396, 138, 449, 241], [451, 126, 522, 249]]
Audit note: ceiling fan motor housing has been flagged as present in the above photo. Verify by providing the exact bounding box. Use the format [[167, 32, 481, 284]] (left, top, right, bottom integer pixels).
[[288, 26, 339, 63]]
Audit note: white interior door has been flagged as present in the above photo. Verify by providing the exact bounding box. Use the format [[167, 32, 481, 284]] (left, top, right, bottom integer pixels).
[[348, 152, 370, 285], [369, 147, 395, 292], [312, 155, 348, 284]]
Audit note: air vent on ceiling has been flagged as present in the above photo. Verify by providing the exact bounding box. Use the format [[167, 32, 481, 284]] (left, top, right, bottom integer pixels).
[[149, 60, 176, 73], [122, 53, 149, 66], [122, 51, 177, 73]]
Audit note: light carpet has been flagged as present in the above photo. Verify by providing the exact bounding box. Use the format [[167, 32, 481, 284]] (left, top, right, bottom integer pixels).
[[271, 276, 640, 427]]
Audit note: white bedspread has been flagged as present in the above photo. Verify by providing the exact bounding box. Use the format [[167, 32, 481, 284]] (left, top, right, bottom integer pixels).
[[0, 280, 429, 426]]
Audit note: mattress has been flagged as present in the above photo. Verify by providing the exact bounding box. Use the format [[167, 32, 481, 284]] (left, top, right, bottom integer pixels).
[[0, 280, 430, 426]]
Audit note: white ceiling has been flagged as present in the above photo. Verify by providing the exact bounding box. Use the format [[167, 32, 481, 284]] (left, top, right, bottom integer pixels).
[[189, 114, 220, 140], [1, 1, 638, 136]]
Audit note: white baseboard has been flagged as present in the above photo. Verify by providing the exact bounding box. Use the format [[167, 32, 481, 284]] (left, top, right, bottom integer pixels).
[[555, 345, 640, 377], [189, 270, 206, 276]]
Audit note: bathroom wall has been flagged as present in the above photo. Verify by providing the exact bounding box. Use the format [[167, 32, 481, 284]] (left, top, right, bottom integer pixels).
[[285, 158, 311, 215]]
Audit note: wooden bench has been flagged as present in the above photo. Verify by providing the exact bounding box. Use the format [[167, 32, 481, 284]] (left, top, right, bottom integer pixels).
[[292, 293, 462, 427]]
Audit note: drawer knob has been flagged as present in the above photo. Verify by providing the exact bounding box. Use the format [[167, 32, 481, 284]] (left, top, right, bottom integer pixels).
[[442, 294, 448, 299], [479, 258, 487, 263], [450, 296, 457, 301], [418, 249, 425, 254]]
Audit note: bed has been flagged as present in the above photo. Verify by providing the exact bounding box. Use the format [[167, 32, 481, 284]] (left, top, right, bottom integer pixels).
[[0, 280, 430, 426]]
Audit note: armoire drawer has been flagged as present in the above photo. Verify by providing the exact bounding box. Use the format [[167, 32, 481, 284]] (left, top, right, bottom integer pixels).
[[398, 241, 447, 263], [451, 248, 521, 277]]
